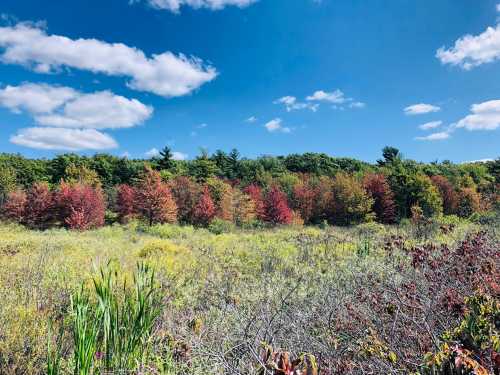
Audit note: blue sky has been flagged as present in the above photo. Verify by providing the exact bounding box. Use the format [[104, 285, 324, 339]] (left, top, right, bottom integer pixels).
[[0, 0, 499, 162]]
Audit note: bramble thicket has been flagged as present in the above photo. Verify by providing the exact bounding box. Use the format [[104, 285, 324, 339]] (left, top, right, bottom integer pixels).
[[0, 147, 498, 229]]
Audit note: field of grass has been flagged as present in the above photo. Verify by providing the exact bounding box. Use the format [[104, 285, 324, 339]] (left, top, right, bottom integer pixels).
[[0, 217, 498, 374]]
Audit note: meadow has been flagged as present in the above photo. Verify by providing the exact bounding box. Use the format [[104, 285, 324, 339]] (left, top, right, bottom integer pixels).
[[1, 215, 498, 374]]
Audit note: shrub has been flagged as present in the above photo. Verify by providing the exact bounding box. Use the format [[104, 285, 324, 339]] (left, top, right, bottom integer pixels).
[[134, 168, 178, 226], [1, 189, 27, 222], [192, 186, 216, 226], [54, 182, 106, 230], [330, 173, 374, 226], [263, 185, 293, 225], [24, 182, 53, 229], [208, 218, 235, 235], [456, 187, 481, 218]]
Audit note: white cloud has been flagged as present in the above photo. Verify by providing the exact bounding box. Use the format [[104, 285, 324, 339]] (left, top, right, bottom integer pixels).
[[349, 101, 366, 109], [306, 89, 347, 104], [10, 127, 117, 150], [264, 118, 291, 133], [0, 23, 217, 97], [145, 147, 160, 157], [172, 151, 188, 160], [245, 116, 257, 123], [415, 131, 451, 141], [419, 120, 443, 130], [197, 123, 208, 128], [437, 25, 500, 70], [0, 83, 77, 114], [455, 99, 500, 130], [0, 83, 153, 129], [134, 0, 258, 13], [404, 103, 441, 115], [274, 96, 319, 112]]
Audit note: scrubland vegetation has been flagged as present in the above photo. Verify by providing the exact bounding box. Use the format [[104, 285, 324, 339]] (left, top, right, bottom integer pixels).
[[0, 147, 499, 374]]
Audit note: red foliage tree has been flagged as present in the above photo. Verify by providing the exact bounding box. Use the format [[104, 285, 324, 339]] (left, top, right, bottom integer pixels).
[[169, 176, 200, 224], [54, 182, 106, 230], [430, 175, 458, 215], [115, 184, 136, 223], [24, 182, 53, 229], [134, 167, 178, 226], [456, 187, 481, 218], [192, 186, 216, 226], [243, 184, 266, 220], [363, 173, 397, 224], [1, 190, 27, 222], [291, 181, 315, 224], [264, 185, 293, 225]]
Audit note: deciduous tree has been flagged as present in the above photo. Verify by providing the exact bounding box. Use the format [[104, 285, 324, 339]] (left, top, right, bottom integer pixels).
[[192, 186, 216, 226], [134, 167, 177, 226], [363, 173, 396, 224], [264, 185, 293, 225]]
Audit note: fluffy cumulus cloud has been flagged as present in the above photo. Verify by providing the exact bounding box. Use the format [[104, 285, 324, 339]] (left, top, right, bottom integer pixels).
[[264, 118, 291, 133], [419, 120, 443, 130], [0, 23, 217, 97], [0, 83, 77, 114], [436, 4, 500, 70], [415, 131, 451, 141], [274, 96, 319, 112], [10, 127, 118, 150], [437, 25, 500, 70], [456, 100, 500, 130], [134, 0, 258, 13], [404, 103, 441, 115], [0, 83, 153, 129]]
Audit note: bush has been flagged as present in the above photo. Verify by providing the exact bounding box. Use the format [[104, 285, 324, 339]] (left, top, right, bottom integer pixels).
[[208, 218, 235, 235], [54, 182, 106, 230]]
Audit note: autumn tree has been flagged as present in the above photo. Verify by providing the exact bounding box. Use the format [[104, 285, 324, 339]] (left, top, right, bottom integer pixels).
[[243, 184, 266, 221], [192, 186, 216, 226], [456, 187, 481, 218], [363, 173, 396, 224], [134, 167, 178, 226], [291, 180, 316, 224], [206, 177, 233, 222], [115, 184, 136, 223], [232, 189, 256, 225], [24, 182, 53, 229], [54, 182, 105, 230], [169, 176, 200, 224], [264, 185, 293, 225], [430, 175, 458, 215], [1, 190, 27, 222], [330, 173, 374, 226]]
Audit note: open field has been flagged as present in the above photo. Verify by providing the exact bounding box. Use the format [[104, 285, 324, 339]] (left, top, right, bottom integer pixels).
[[1, 216, 498, 374]]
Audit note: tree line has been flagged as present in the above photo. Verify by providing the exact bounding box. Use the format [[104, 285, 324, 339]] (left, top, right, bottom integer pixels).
[[0, 147, 498, 230]]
